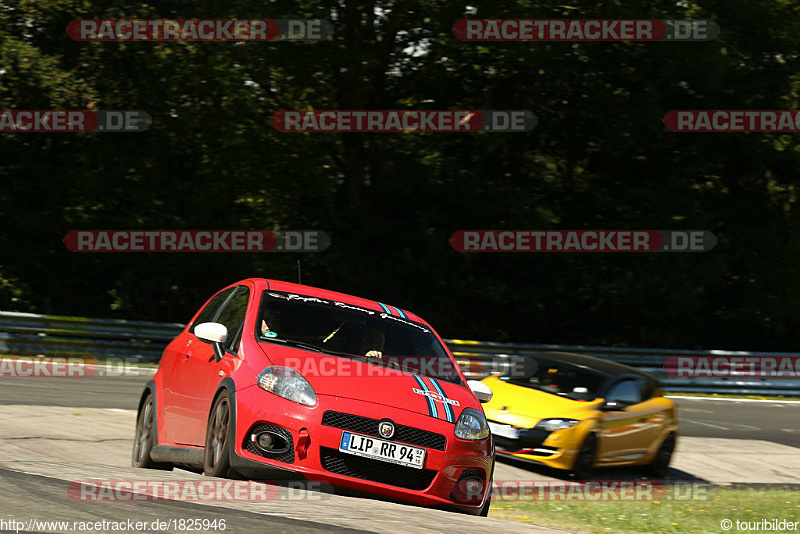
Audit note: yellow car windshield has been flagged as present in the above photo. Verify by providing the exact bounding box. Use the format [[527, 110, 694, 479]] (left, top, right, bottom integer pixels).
[[504, 357, 607, 401]]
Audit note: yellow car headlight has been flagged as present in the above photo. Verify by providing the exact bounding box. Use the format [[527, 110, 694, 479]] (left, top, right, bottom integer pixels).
[[536, 418, 580, 432]]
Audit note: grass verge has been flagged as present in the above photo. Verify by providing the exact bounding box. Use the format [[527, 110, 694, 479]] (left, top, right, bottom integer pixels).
[[489, 486, 800, 532]]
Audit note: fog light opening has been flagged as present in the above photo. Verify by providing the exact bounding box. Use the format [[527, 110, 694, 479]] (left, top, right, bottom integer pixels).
[[251, 431, 290, 454], [450, 468, 487, 505], [257, 433, 273, 449]]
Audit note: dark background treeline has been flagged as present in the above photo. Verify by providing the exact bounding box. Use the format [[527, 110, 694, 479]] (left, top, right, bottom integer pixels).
[[1, 0, 799, 349]]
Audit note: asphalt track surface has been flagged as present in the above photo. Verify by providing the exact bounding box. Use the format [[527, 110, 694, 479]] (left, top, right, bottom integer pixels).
[[1, 371, 799, 533], [0, 404, 559, 533], [1, 373, 798, 447], [0, 371, 563, 533], [0, 467, 365, 533]]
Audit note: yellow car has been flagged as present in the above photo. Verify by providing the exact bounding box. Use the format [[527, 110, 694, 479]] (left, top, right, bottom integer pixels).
[[482, 351, 677, 479]]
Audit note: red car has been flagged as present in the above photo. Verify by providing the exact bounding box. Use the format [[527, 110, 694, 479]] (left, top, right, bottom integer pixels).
[[132, 278, 495, 515]]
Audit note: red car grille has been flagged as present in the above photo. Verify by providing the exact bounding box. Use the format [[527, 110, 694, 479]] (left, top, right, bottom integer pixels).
[[319, 447, 437, 491], [321, 411, 447, 451]]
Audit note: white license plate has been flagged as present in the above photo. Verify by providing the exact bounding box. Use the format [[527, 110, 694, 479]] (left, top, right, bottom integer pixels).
[[489, 422, 521, 439], [338, 432, 426, 469]]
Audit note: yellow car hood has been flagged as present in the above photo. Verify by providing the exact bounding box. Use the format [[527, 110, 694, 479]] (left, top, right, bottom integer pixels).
[[481, 375, 601, 428]]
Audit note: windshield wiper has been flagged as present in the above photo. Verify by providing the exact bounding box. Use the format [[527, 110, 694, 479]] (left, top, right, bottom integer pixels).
[[260, 337, 328, 353], [260, 336, 421, 373], [380, 358, 406, 373], [261, 337, 374, 360]]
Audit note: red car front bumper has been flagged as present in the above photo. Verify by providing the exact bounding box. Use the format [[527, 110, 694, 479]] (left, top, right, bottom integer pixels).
[[230, 385, 493, 512]]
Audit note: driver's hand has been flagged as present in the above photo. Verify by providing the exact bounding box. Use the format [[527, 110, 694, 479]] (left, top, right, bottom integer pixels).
[[365, 350, 383, 359]]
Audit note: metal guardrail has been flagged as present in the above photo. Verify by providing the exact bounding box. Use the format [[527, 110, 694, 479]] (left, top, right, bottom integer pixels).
[[1, 311, 798, 395], [448, 340, 800, 396], [0, 311, 183, 361]]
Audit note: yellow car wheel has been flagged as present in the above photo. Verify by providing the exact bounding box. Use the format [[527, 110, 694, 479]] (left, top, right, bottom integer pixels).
[[648, 433, 676, 478], [572, 433, 597, 480]]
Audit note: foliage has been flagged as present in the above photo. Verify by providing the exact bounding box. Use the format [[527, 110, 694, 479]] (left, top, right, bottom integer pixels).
[[1, 0, 799, 349]]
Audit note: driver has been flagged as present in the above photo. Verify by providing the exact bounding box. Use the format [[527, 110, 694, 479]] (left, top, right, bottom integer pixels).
[[261, 308, 281, 337], [361, 328, 385, 359]]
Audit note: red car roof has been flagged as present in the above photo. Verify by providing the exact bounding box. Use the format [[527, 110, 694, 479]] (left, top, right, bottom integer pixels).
[[240, 278, 425, 325]]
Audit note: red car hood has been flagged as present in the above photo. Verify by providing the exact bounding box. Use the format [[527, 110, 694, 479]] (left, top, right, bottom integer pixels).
[[258, 344, 476, 420]]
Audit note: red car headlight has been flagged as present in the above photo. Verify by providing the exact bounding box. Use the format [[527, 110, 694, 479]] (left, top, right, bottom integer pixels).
[[454, 408, 490, 440], [257, 366, 317, 406]]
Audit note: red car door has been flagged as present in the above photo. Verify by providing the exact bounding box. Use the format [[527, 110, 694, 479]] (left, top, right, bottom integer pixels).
[[158, 332, 193, 445], [170, 285, 251, 446], [163, 286, 236, 445]]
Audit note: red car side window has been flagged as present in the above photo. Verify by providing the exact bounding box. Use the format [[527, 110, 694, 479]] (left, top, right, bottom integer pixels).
[[191, 287, 236, 333]]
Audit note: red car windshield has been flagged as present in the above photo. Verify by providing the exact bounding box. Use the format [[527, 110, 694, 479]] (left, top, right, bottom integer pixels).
[[256, 290, 462, 384]]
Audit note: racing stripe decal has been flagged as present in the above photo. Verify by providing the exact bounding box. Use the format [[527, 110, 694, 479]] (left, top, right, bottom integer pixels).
[[429, 377, 455, 423], [378, 301, 408, 319], [412, 374, 438, 419]]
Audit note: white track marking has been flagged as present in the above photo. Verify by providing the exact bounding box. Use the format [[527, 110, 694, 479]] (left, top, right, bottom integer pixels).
[[668, 396, 800, 404], [681, 420, 730, 430]]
